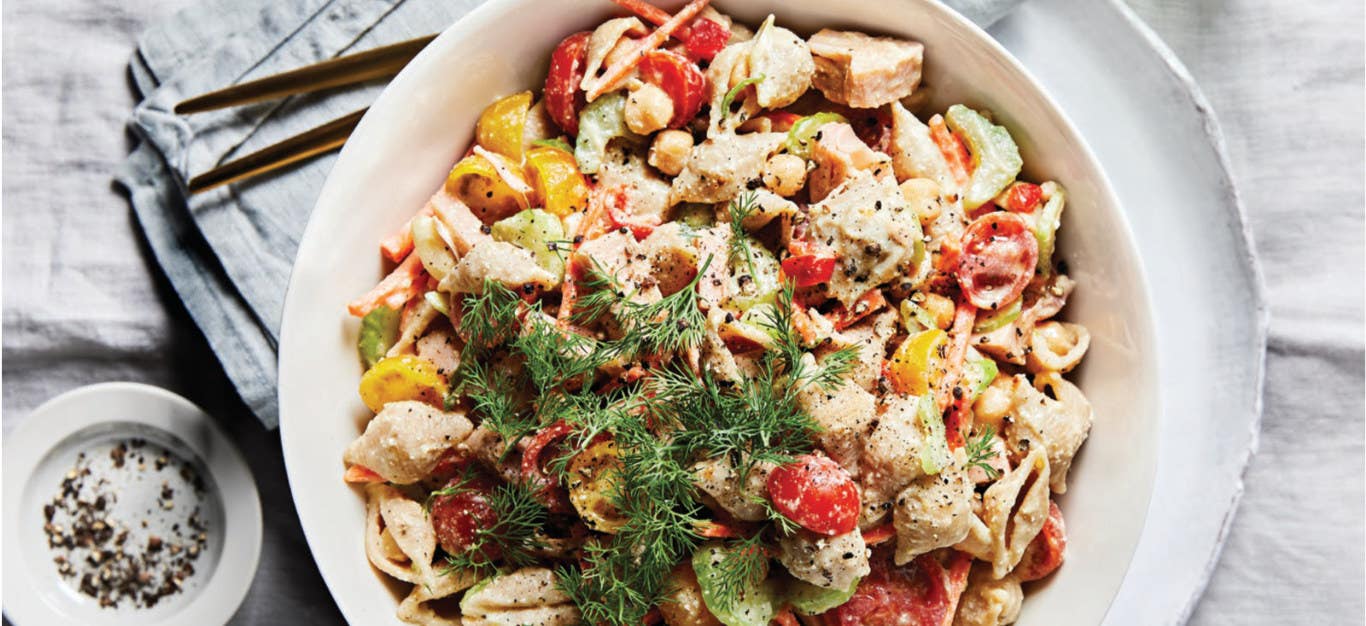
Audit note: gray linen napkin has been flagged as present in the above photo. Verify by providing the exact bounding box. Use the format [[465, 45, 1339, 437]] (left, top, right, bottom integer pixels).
[[115, 0, 1020, 427]]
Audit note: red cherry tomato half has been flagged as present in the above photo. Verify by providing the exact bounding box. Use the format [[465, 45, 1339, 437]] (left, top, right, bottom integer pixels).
[[639, 49, 707, 129], [522, 420, 575, 513], [781, 254, 837, 288], [545, 31, 591, 136], [767, 453, 860, 536], [1001, 181, 1043, 213], [955, 211, 1039, 311], [430, 476, 501, 561], [683, 17, 730, 62], [823, 552, 972, 626], [1015, 500, 1067, 581]]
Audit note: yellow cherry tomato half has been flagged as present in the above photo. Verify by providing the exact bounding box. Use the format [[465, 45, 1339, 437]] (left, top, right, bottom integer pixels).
[[524, 146, 590, 218], [566, 438, 627, 534], [886, 328, 949, 396], [446, 153, 530, 224], [358, 354, 448, 413], [475, 91, 533, 163]]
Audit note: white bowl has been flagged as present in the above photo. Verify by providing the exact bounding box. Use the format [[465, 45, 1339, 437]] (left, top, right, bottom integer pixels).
[[279, 1, 1160, 624]]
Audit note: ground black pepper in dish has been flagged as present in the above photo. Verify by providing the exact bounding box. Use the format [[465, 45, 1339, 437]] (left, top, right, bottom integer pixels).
[[42, 438, 210, 609]]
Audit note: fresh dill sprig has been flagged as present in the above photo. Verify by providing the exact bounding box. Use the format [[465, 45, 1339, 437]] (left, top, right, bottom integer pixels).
[[433, 476, 549, 576], [753, 281, 859, 392], [454, 357, 535, 443], [513, 315, 606, 392], [703, 534, 770, 614], [965, 426, 1002, 480], [573, 256, 713, 358], [753, 496, 800, 536], [727, 192, 762, 283], [458, 279, 523, 351]]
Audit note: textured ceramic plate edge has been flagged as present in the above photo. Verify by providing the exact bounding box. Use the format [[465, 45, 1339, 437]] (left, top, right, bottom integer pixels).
[[1103, 0, 1269, 619]]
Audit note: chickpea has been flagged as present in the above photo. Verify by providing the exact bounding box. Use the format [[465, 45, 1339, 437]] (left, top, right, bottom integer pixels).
[[625, 82, 673, 135], [973, 378, 1014, 434], [921, 292, 955, 329], [899, 178, 943, 225], [649, 129, 694, 176], [762, 153, 807, 197]]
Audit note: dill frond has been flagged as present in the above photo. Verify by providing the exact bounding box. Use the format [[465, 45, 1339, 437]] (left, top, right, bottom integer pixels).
[[965, 426, 1002, 480]]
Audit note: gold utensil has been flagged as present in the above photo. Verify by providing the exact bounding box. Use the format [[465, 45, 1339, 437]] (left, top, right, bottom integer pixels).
[[175, 35, 434, 114], [187, 108, 367, 194], [178, 34, 435, 193]]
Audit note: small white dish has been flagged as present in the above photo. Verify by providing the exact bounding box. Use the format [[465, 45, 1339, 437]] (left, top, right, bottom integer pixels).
[[278, 0, 1160, 624], [3, 382, 262, 626]]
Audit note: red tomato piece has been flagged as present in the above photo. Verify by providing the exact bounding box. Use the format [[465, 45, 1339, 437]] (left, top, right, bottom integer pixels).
[[683, 17, 730, 61], [522, 420, 575, 513], [955, 212, 1039, 311], [639, 49, 707, 129], [430, 475, 501, 561], [1015, 500, 1067, 581], [823, 552, 972, 626], [545, 31, 591, 136], [767, 453, 860, 536], [1001, 181, 1043, 213], [781, 254, 837, 288]]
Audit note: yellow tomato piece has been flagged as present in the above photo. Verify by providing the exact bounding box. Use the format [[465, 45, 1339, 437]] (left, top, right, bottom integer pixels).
[[567, 438, 627, 534], [475, 91, 533, 163], [358, 355, 448, 413], [446, 153, 529, 224], [887, 328, 949, 396], [525, 146, 590, 218]]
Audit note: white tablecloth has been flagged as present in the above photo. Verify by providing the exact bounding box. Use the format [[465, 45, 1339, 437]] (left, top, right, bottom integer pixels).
[[3, 0, 1362, 623]]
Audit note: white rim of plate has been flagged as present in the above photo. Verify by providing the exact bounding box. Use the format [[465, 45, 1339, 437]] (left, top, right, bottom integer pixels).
[[1101, 0, 1271, 619], [2, 382, 263, 626]]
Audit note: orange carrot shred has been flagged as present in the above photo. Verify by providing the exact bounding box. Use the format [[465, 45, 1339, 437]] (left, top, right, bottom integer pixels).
[[379, 205, 435, 263], [347, 254, 427, 317], [585, 0, 711, 101], [929, 114, 972, 185], [344, 465, 384, 483]]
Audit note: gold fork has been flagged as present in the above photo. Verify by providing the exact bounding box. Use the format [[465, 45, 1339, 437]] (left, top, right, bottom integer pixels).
[[178, 34, 435, 194]]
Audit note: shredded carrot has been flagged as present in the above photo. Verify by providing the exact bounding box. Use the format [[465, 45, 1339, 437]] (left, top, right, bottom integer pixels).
[[343, 465, 384, 484], [347, 254, 427, 317], [379, 205, 435, 263], [695, 520, 743, 538], [929, 114, 972, 185], [936, 297, 979, 449], [585, 0, 711, 101], [861, 522, 897, 546]]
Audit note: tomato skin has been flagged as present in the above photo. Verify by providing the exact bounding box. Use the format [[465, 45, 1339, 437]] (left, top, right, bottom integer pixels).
[[767, 454, 860, 536], [781, 254, 837, 288], [827, 289, 889, 331], [955, 212, 1039, 311], [1015, 500, 1067, 581], [639, 49, 707, 129], [522, 420, 575, 513], [823, 553, 972, 626], [430, 476, 501, 561], [545, 31, 591, 136], [683, 17, 729, 61], [1001, 181, 1043, 213]]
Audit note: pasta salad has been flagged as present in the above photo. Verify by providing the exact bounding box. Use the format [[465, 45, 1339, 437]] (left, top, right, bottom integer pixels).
[[341, 2, 1093, 625]]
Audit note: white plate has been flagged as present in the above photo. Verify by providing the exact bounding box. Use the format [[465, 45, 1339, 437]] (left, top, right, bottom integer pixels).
[[279, 1, 1161, 624], [2, 383, 262, 626], [992, 2, 1268, 624]]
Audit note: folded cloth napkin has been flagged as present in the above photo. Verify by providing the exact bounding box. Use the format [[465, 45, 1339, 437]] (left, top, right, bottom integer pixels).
[[115, 0, 1021, 427]]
